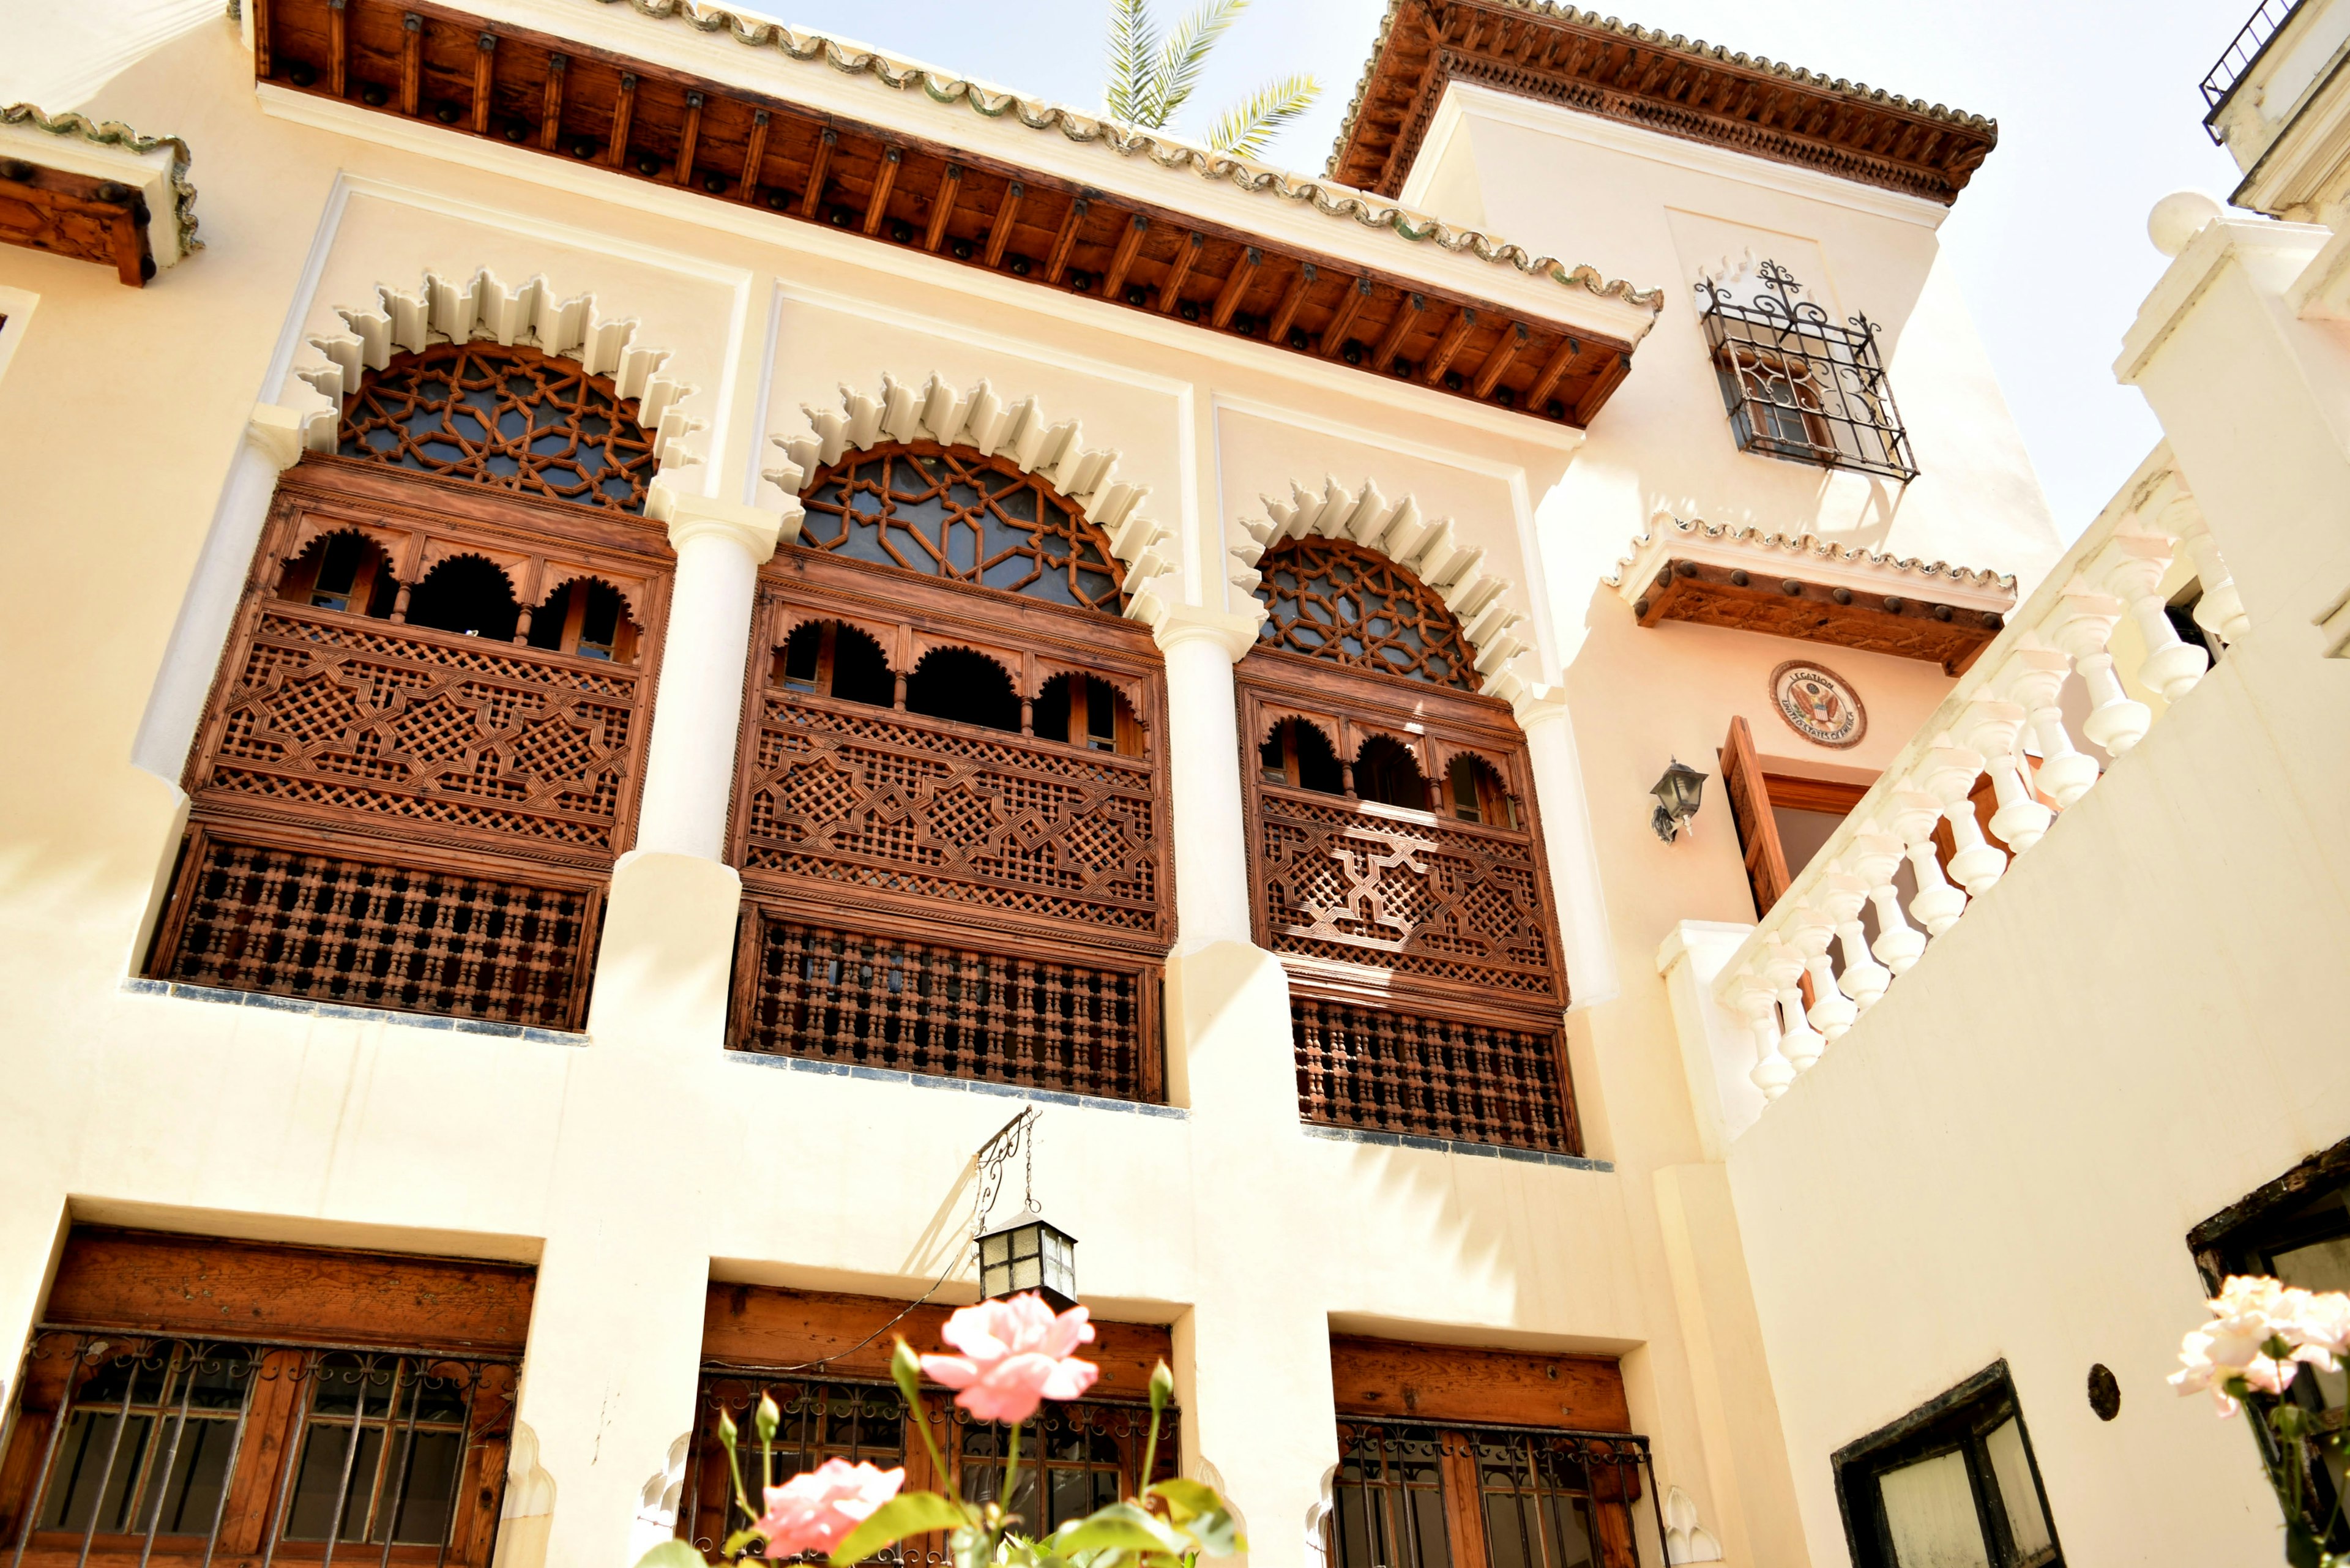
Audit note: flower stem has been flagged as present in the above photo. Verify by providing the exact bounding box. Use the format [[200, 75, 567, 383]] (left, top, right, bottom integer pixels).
[[1141, 1407, 1163, 1495], [1002, 1420, 1023, 1535]]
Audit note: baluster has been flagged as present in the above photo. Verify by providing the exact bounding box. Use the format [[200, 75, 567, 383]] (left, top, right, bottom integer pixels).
[[2097, 529, 2207, 702], [1998, 646, 2100, 808], [512, 605, 533, 646], [1888, 790, 1968, 936], [1762, 938, 1824, 1075], [1822, 867, 1892, 1009], [1788, 902, 1857, 1040], [2050, 591, 2150, 755], [1849, 827, 1927, 973], [1958, 698, 2051, 854], [389, 583, 412, 624], [1920, 741, 2005, 897], [1731, 970, 1794, 1100], [2162, 496, 2248, 644]]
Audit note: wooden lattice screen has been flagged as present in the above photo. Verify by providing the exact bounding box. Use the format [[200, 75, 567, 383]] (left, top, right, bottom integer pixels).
[[1240, 547, 1576, 1152], [727, 449, 1173, 1099], [150, 369, 674, 1028]]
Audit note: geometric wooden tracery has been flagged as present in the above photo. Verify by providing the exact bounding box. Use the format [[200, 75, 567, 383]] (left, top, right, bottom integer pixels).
[[1253, 536, 1479, 690], [797, 442, 1128, 616], [338, 342, 659, 514]]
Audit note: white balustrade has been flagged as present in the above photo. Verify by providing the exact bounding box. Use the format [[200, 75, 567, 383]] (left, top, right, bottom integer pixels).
[[1710, 460, 2248, 1112]]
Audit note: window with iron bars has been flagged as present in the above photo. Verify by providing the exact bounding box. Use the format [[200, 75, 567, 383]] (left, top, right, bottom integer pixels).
[[678, 1373, 1177, 1563], [1326, 1420, 1658, 1568], [0, 1330, 516, 1568], [1696, 260, 1918, 483]]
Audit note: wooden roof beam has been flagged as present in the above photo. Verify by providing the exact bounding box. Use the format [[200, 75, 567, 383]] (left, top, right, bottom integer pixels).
[[1266, 261, 1316, 345], [736, 108, 769, 205], [923, 162, 961, 248], [537, 52, 564, 149], [1102, 213, 1149, 299], [1524, 334, 1580, 415], [1421, 306, 1477, 386], [1045, 195, 1089, 283], [327, 0, 348, 98], [797, 126, 835, 218], [399, 12, 422, 117], [1318, 274, 1374, 357], [1570, 352, 1632, 426], [982, 178, 1022, 266], [670, 89, 703, 185], [1371, 292, 1425, 373], [1156, 231, 1204, 314], [1472, 323, 1529, 399], [1210, 245, 1261, 328], [861, 146, 901, 234]]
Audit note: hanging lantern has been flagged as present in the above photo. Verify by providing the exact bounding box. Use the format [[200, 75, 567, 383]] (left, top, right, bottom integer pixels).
[[977, 1217, 1078, 1313]]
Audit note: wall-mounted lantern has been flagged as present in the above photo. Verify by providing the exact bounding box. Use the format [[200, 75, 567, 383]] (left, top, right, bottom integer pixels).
[[1651, 759, 1707, 843], [977, 1217, 1078, 1313]]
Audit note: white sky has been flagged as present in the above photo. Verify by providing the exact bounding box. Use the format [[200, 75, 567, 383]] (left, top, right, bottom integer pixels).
[[762, 0, 2253, 539]]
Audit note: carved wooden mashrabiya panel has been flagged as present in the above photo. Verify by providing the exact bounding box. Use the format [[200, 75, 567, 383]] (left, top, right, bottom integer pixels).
[[726, 444, 1174, 1099], [151, 345, 675, 1028]]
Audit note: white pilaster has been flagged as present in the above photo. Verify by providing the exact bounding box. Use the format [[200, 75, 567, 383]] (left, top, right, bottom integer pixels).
[[631, 491, 796, 861], [130, 404, 307, 785], [1511, 685, 1622, 1009], [1151, 606, 1261, 950]]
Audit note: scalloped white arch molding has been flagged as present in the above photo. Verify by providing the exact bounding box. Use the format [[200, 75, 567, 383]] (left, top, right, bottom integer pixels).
[[1237, 477, 1537, 703], [764, 372, 1184, 630], [289, 267, 706, 476]]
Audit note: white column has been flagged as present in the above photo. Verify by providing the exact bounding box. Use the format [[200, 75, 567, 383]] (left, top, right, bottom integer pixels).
[[630, 492, 794, 861], [130, 403, 308, 783], [1151, 606, 1262, 949], [1513, 685, 1622, 1009]]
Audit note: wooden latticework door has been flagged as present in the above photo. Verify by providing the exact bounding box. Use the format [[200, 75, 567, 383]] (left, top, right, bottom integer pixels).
[[726, 444, 1174, 1101], [149, 347, 674, 1029], [1242, 540, 1576, 1153]]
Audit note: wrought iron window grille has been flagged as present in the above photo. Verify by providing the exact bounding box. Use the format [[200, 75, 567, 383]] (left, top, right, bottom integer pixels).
[[0, 1329, 516, 1568], [1696, 261, 1918, 483], [1327, 1419, 1663, 1568]]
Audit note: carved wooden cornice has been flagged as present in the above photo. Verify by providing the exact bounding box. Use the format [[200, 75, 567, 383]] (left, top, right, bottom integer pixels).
[[1327, 0, 1999, 206], [250, 0, 1654, 429]]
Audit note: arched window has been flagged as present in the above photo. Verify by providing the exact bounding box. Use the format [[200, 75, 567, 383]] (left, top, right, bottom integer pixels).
[[1240, 538, 1575, 1155], [797, 443, 1126, 614], [1255, 536, 1478, 689], [338, 343, 659, 513], [151, 354, 677, 1031], [729, 444, 1172, 1103]]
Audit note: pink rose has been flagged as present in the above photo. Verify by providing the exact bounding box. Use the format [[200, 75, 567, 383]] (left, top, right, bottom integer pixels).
[[752, 1458, 905, 1559], [919, 1293, 1100, 1424]]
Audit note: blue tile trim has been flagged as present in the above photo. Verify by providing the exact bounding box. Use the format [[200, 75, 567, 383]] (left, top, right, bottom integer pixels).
[[1299, 1122, 1611, 1171], [119, 977, 589, 1047], [726, 1049, 1187, 1119]]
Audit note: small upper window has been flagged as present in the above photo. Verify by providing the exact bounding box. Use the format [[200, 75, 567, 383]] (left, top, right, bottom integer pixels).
[[1833, 1363, 2061, 1568], [338, 343, 659, 514], [1696, 260, 1917, 482], [277, 531, 396, 618], [1253, 537, 1479, 690], [797, 444, 1125, 614]]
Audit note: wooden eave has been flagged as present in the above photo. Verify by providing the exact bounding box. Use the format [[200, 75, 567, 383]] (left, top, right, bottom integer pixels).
[[1329, 0, 1998, 206], [0, 154, 157, 286], [251, 0, 1644, 428], [1632, 558, 2004, 675]]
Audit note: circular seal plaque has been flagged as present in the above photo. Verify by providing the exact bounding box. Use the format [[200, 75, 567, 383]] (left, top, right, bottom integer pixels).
[[1770, 660, 1866, 749]]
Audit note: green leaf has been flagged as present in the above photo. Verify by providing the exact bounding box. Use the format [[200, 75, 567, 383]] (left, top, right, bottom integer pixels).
[[1201, 72, 1321, 159], [829, 1493, 977, 1566], [1141, 0, 1248, 129], [1143, 1480, 1220, 1525], [635, 1542, 709, 1568], [1048, 1503, 1188, 1558], [1103, 0, 1161, 123]]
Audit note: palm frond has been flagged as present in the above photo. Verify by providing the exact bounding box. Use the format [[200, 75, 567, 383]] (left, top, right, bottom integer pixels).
[[1103, 0, 1160, 123], [1140, 0, 1248, 129], [1202, 72, 1321, 159]]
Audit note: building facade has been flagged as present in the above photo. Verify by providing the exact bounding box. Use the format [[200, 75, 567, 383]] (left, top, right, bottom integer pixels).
[[13, 1, 2310, 1566]]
